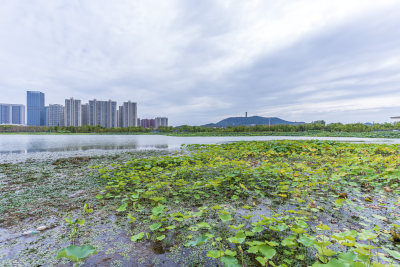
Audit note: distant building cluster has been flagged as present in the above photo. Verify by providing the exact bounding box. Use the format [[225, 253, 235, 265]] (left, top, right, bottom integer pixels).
[[138, 118, 155, 128], [137, 117, 168, 129], [0, 91, 168, 129]]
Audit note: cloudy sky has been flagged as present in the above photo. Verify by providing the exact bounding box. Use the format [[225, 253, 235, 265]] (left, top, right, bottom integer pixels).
[[1, 0, 400, 125]]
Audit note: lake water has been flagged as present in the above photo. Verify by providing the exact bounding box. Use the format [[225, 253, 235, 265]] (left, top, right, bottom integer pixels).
[[0, 134, 398, 163]]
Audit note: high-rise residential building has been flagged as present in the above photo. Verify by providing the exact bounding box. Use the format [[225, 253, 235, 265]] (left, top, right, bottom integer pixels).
[[46, 104, 64, 126], [64, 98, 81, 126], [0, 104, 25, 125], [118, 106, 123, 127], [109, 100, 118, 128], [27, 91, 45, 126], [87, 99, 117, 128], [155, 117, 168, 129], [120, 101, 137, 128], [81, 103, 89, 126]]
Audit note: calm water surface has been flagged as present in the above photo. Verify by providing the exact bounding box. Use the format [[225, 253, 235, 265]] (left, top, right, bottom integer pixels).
[[0, 134, 398, 154]]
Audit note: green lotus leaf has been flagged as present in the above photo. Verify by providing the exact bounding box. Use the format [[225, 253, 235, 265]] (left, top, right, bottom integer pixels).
[[57, 245, 97, 262]]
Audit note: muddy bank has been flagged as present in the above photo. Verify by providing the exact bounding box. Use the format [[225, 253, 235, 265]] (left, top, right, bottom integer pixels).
[[0, 148, 169, 164], [1, 150, 202, 266]]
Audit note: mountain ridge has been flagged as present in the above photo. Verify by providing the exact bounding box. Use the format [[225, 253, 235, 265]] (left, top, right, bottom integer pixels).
[[202, 116, 305, 127]]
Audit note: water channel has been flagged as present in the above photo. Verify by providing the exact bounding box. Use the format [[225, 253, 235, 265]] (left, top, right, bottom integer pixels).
[[0, 134, 398, 163]]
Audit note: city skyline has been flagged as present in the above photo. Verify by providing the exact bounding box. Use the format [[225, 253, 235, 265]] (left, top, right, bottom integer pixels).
[[6, 90, 167, 126], [3, 90, 167, 128]]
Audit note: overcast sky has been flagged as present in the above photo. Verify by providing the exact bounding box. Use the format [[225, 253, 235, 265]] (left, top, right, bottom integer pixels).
[[1, 0, 400, 125]]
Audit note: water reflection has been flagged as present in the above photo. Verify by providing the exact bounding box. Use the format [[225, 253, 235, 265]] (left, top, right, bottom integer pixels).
[[29, 144, 136, 153], [0, 135, 170, 154], [0, 150, 26, 154], [0, 134, 398, 155]]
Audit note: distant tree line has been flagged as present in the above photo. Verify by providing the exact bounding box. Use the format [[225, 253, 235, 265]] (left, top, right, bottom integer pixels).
[[0, 125, 171, 133], [171, 122, 400, 133], [1, 122, 400, 133]]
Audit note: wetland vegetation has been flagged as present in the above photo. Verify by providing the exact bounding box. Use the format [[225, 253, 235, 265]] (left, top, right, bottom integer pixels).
[[1, 140, 399, 266], [164, 131, 400, 139]]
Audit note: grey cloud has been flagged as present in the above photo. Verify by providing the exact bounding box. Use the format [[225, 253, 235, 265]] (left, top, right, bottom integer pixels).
[[210, 7, 400, 123], [1, 1, 400, 125]]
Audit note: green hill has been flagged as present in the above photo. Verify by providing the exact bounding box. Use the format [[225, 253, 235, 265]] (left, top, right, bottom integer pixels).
[[203, 116, 305, 127]]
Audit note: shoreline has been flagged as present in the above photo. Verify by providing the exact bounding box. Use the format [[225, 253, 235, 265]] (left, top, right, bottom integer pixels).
[[1, 130, 400, 139], [0, 147, 171, 164], [2, 134, 400, 164]]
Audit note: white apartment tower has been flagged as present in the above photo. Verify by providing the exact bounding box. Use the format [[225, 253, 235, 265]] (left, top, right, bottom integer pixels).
[[81, 103, 89, 126], [120, 101, 137, 127], [46, 104, 64, 126], [87, 99, 117, 128], [64, 98, 81, 126], [155, 117, 168, 129]]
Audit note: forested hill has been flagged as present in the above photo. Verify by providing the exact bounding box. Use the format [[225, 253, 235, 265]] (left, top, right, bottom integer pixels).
[[203, 116, 305, 127]]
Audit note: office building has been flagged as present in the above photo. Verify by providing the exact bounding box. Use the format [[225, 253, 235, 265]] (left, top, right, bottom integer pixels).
[[87, 99, 117, 128], [155, 117, 168, 129], [119, 101, 137, 127], [12, 105, 25, 125], [44, 106, 47, 126], [0, 104, 12, 124], [65, 98, 81, 126], [27, 91, 45, 126], [46, 104, 64, 126], [0, 104, 25, 125]]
